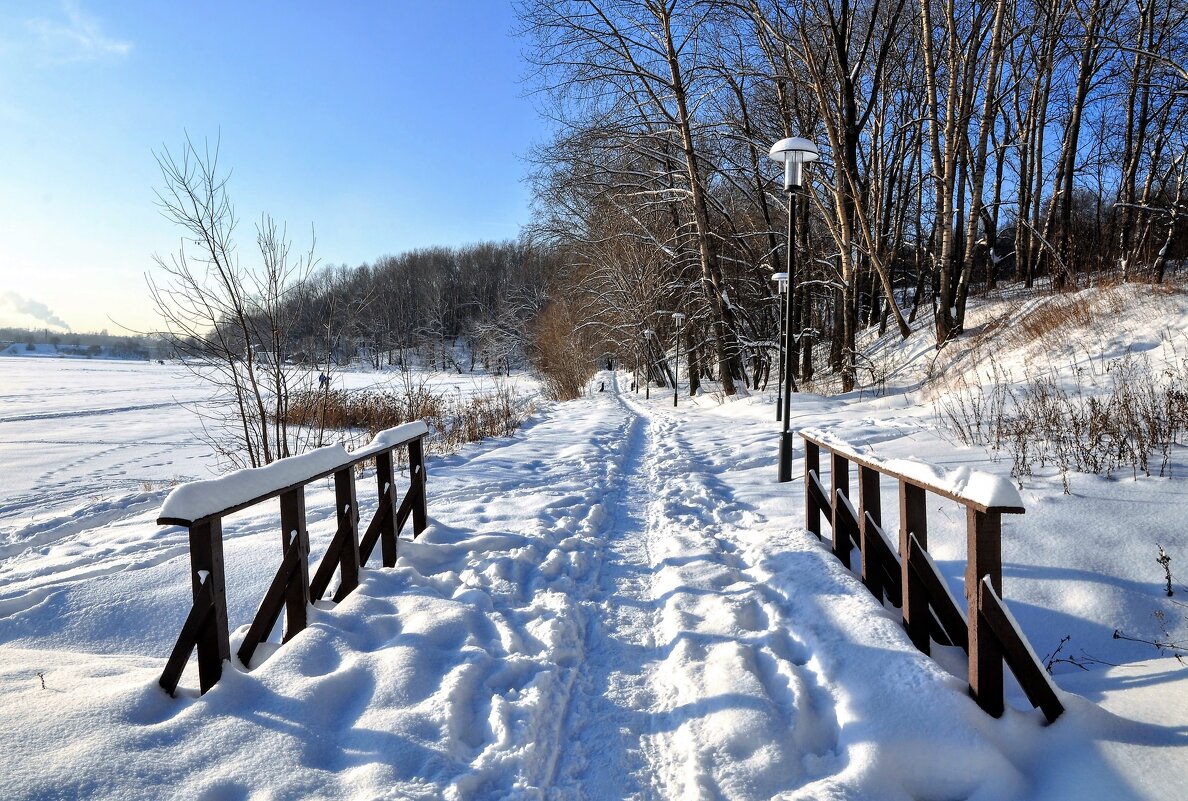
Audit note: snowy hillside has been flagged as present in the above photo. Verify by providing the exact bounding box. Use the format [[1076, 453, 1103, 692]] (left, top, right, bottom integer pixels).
[[2, 285, 1187, 799]]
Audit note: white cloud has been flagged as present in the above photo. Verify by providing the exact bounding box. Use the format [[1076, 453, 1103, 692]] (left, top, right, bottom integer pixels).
[[0, 291, 71, 330], [26, 1, 131, 64]]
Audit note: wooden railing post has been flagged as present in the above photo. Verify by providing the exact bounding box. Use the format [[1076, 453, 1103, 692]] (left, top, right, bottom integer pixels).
[[967, 508, 1004, 717], [804, 439, 821, 539], [858, 465, 882, 600], [189, 518, 229, 693], [279, 487, 310, 642], [334, 467, 361, 599], [409, 436, 428, 536], [376, 450, 399, 567], [899, 481, 930, 653], [831, 452, 851, 567]]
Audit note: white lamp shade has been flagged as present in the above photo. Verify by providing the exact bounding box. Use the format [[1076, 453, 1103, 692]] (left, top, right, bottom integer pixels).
[[770, 137, 819, 189], [768, 137, 820, 164]]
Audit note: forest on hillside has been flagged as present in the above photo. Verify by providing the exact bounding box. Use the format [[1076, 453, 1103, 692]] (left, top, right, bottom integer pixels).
[[516, 0, 1188, 395]]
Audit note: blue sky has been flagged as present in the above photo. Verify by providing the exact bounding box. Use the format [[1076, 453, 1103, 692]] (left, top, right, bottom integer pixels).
[[0, 1, 543, 333]]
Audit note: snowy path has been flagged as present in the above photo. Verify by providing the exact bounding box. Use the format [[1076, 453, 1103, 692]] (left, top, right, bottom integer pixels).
[[545, 379, 844, 798]]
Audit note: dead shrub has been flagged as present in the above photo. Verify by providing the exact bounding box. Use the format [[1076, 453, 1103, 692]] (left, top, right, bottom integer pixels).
[[529, 298, 596, 400]]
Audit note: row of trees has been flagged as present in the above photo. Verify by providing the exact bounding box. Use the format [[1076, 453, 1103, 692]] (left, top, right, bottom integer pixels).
[[288, 241, 557, 375], [518, 0, 1188, 393], [0, 327, 164, 358]]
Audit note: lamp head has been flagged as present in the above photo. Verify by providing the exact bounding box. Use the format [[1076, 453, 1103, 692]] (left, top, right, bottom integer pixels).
[[769, 137, 819, 190]]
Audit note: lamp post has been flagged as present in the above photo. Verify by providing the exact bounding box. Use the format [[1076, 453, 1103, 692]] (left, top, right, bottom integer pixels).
[[643, 328, 654, 400], [769, 136, 819, 483], [672, 312, 685, 407], [771, 271, 788, 422]]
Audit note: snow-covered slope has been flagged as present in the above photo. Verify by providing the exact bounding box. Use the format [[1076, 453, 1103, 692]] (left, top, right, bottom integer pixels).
[[2, 286, 1187, 799]]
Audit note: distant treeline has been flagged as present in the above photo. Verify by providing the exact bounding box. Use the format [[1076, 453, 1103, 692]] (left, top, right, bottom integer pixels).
[[281, 240, 563, 372], [0, 327, 164, 359], [164, 239, 566, 374]]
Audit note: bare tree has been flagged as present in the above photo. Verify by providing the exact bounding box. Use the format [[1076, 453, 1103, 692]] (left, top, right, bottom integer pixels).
[[148, 134, 316, 468]]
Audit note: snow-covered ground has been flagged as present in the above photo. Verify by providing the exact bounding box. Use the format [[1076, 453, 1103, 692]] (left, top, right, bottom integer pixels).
[[2, 287, 1188, 799]]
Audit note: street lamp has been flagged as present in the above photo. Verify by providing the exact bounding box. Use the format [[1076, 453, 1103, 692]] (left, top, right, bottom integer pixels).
[[769, 136, 818, 483], [672, 312, 685, 407], [643, 328, 654, 400], [771, 271, 788, 422]]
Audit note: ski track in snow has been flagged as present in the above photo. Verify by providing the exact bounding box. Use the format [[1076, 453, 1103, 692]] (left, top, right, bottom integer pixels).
[[0, 401, 186, 425]]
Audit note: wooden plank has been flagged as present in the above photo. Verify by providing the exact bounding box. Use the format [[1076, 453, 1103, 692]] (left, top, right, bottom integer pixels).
[[967, 509, 1004, 717], [358, 501, 391, 566], [409, 437, 428, 536], [807, 470, 833, 521], [156, 428, 429, 528], [900, 481, 930, 653], [978, 578, 1064, 723], [188, 519, 229, 694], [833, 489, 861, 570], [237, 542, 302, 668], [279, 488, 310, 643], [863, 512, 902, 607], [927, 606, 955, 647], [376, 451, 399, 567], [799, 431, 1024, 515], [831, 453, 851, 566], [907, 533, 969, 654], [334, 467, 361, 598], [394, 483, 419, 535], [804, 439, 821, 539], [859, 465, 883, 599], [347, 424, 430, 463], [159, 575, 214, 696], [309, 525, 348, 602]]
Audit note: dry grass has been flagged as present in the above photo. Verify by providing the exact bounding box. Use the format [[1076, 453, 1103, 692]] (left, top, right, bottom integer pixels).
[[1005, 282, 1180, 349], [1013, 293, 1097, 343], [284, 380, 534, 455], [940, 352, 1188, 491]]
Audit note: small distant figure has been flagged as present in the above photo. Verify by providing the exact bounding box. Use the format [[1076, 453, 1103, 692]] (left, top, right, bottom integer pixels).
[[599, 381, 605, 392], [319, 372, 330, 389], [606, 358, 613, 370]]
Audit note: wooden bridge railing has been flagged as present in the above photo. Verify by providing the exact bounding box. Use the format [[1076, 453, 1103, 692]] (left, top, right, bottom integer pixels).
[[157, 422, 430, 696], [800, 429, 1063, 722]]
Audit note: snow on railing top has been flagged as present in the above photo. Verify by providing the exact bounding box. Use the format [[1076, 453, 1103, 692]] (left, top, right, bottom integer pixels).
[[159, 421, 429, 525], [800, 427, 1023, 512]]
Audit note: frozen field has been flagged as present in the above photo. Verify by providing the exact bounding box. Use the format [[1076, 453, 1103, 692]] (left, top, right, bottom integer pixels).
[[0, 358, 538, 540], [1, 290, 1188, 799]]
